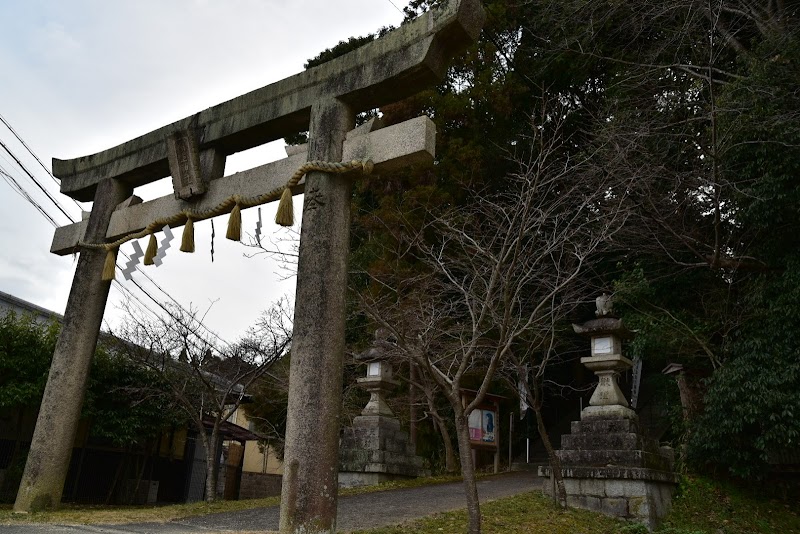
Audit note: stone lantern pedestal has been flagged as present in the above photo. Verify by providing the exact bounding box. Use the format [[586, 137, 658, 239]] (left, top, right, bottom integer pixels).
[[539, 295, 678, 531], [580, 352, 636, 420], [338, 331, 429, 488]]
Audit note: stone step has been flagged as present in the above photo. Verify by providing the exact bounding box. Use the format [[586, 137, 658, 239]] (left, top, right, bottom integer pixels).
[[556, 448, 673, 471], [560, 432, 661, 455], [571, 418, 640, 435]]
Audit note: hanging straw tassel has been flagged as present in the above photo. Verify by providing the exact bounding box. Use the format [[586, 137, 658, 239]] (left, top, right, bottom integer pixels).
[[102, 248, 117, 281], [181, 216, 195, 253], [227, 201, 242, 241], [275, 187, 294, 227], [144, 233, 158, 265]]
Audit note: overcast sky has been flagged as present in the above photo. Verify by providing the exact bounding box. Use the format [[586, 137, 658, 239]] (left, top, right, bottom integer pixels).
[[0, 0, 405, 343]]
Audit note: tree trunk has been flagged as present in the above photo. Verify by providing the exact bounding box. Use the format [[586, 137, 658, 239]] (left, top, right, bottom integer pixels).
[[201, 426, 219, 503], [409, 360, 418, 450], [453, 411, 481, 534], [531, 379, 566, 507], [420, 378, 457, 473], [431, 412, 458, 473]]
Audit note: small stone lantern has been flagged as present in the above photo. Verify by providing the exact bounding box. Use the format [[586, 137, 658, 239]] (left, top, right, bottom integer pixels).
[[573, 294, 636, 420], [356, 329, 399, 417], [339, 328, 429, 487]]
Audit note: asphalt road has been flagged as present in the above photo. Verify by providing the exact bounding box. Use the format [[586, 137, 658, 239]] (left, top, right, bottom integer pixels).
[[0, 471, 539, 534]]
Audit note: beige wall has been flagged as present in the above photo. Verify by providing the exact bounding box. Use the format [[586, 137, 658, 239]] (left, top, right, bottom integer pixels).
[[231, 407, 283, 475]]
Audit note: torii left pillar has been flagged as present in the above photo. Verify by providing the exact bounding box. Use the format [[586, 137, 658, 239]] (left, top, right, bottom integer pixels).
[[14, 178, 131, 512]]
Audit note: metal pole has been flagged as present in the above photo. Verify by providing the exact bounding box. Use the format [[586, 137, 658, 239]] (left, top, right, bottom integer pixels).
[[508, 412, 513, 471]]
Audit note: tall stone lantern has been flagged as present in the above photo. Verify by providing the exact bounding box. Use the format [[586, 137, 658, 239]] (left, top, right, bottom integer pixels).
[[338, 329, 429, 487], [539, 293, 679, 530], [572, 294, 636, 419]]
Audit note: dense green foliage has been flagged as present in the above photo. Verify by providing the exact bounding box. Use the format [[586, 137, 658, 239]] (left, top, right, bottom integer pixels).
[[0, 312, 184, 447], [0, 313, 57, 409], [83, 348, 185, 447]]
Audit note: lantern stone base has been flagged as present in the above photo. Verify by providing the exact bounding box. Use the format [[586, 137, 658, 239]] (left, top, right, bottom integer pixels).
[[338, 415, 430, 488], [539, 417, 678, 531], [582, 405, 637, 420]]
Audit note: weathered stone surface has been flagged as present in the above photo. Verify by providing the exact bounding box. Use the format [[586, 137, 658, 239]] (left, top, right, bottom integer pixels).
[[114, 195, 142, 211], [52, 0, 484, 201], [573, 317, 633, 338], [561, 432, 645, 451], [601, 497, 629, 516], [14, 179, 132, 512], [572, 418, 640, 435], [582, 405, 637, 420], [339, 414, 429, 488], [541, 469, 677, 531], [51, 117, 436, 255], [37, 4, 484, 533], [580, 478, 606, 496], [540, 465, 680, 484], [279, 99, 354, 534], [543, 403, 678, 530], [557, 449, 673, 471], [605, 479, 641, 498], [166, 129, 207, 200]]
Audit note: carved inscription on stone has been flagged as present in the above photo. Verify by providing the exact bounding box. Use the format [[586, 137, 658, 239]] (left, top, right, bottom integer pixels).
[[166, 130, 205, 200], [305, 185, 325, 211]]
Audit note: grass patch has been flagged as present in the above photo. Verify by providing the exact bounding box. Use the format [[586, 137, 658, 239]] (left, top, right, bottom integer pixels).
[[0, 496, 282, 526], [354, 475, 800, 534], [357, 491, 627, 534], [656, 475, 800, 534]]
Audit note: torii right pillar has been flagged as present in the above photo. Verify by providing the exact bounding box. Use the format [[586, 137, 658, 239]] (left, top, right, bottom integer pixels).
[[540, 294, 679, 531], [278, 4, 484, 534]]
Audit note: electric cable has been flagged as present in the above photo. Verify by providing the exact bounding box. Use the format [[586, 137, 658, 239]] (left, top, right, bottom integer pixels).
[[0, 137, 75, 223], [0, 112, 62, 188]]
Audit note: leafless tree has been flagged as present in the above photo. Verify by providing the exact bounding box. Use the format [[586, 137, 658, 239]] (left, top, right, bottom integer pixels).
[[113, 298, 291, 502], [355, 107, 630, 533]]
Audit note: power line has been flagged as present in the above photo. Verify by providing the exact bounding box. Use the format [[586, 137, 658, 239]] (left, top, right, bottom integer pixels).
[[0, 167, 59, 227], [117, 246, 231, 348], [0, 112, 86, 215], [0, 137, 75, 223], [384, 0, 404, 15], [3, 159, 229, 349], [0, 112, 61, 188], [0, 114, 248, 349]]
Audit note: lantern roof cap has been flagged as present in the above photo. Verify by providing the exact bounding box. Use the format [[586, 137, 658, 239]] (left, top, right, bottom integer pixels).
[[572, 317, 634, 339]]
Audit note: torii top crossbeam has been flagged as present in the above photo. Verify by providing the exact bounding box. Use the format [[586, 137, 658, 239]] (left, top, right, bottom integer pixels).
[[53, 0, 484, 202]]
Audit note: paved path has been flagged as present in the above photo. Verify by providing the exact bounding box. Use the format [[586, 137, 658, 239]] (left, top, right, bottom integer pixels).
[[0, 471, 539, 533]]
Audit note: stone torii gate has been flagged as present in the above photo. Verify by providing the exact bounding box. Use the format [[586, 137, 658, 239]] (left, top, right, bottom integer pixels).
[[14, 2, 484, 531]]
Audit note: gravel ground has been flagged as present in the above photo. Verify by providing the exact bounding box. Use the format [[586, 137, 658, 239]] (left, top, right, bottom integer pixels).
[[0, 471, 539, 534]]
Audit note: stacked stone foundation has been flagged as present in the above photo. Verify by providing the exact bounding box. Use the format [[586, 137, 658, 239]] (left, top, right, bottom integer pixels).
[[339, 415, 429, 488], [540, 417, 678, 531]]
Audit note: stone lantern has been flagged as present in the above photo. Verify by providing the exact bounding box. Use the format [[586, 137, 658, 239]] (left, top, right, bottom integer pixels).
[[338, 329, 429, 487], [356, 329, 399, 417], [572, 293, 636, 420], [539, 293, 679, 530]]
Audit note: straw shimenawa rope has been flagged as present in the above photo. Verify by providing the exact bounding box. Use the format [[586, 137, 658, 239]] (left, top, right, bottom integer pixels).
[[82, 159, 374, 280]]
